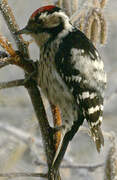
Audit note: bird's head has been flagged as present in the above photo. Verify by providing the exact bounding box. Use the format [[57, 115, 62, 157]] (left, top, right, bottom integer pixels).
[[16, 5, 72, 46]]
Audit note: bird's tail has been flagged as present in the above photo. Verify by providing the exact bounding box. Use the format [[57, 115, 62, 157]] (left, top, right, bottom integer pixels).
[[51, 114, 84, 171], [90, 125, 104, 152], [48, 132, 71, 180], [51, 131, 70, 171]]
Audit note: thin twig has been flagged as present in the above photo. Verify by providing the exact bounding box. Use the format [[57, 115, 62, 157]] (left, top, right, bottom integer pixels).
[[84, 9, 94, 39], [70, 9, 85, 24], [0, 55, 36, 77], [71, 0, 78, 14], [62, 0, 72, 16], [0, 79, 25, 89], [93, 0, 100, 8], [0, 0, 29, 58], [76, 11, 85, 31], [0, 172, 48, 178], [0, 1, 36, 74], [90, 13, 100, 45], [0, 33, 16, 56], [61, 163, 104, 171], [100, 0, 108, 9], [36, 161, 104, 171], [99, 13, 107, 44]]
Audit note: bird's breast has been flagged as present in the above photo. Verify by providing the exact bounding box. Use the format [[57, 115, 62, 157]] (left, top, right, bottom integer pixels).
[[38, 48, 78, 128]]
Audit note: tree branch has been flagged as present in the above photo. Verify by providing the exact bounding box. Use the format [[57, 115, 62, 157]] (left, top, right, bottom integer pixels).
[[0, 33, 36, 74], [0, 162, 104, 178], [0, 0, 29, 58], [25, 81, 62, 179], [24, 80, 55, 167], [0, 33, 17, 56], [0, 79, 25, 89], [0, 172, 48, 178], [36, 161, 104, 171]]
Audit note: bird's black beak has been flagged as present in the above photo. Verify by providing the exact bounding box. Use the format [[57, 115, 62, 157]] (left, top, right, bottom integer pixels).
[[15, 26, 31, 35]]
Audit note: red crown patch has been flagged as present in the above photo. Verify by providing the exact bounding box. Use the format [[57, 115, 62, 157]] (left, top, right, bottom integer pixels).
[[31, 5, 56, 18]]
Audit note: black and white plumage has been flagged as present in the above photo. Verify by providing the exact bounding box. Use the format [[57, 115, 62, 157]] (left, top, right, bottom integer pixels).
[[16, 5, 107, 169]]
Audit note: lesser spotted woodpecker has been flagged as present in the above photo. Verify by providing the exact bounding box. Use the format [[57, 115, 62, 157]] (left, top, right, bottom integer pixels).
[[17, 5, 107, 169]]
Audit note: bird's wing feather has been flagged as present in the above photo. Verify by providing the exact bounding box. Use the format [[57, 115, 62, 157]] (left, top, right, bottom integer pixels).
[[55, 28, 106, 151]]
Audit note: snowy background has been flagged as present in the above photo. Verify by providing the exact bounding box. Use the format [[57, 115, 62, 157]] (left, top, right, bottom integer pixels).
[[0, 0, 117, 179]]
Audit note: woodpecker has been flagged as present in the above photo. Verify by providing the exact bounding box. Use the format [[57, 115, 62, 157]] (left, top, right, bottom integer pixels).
[[16, 5, 107, 169]]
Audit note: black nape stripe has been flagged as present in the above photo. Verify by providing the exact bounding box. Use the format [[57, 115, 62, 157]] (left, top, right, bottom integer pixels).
[[34, 7, 61, 21], [46, 7, 61, 14]]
